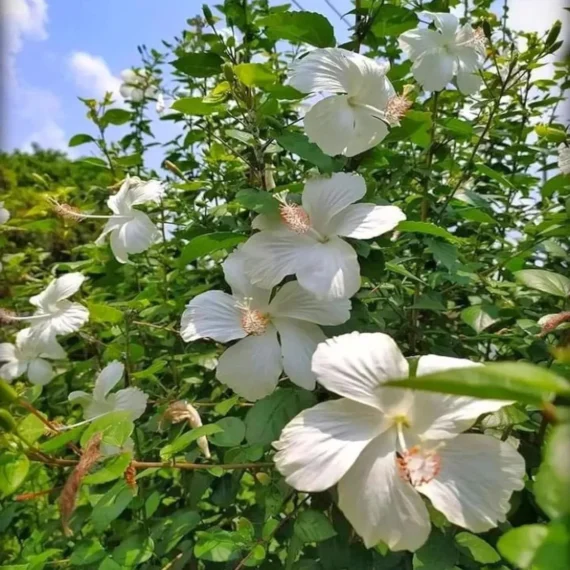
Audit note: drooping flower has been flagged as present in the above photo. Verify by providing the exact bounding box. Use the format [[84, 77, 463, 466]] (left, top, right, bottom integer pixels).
[[558, 143, 570, 174], [288, 48, 406, 157], [242, 173, 406, 300], [120, 68, 158, 102], [68, 361, 148, 421], [52, 177, 165, 263], [399, 12, 486, 94], [0, 202, 10, 224], [4, 273, 89, 344], [274, 332, 525, 552], [0, 328, 66, 385], [180, 249, 351, 401]]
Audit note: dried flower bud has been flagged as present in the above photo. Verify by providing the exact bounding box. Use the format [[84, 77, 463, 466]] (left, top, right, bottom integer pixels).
[[163, 400, 211, 459], [538, 312, 570, 337], [124, 461, 137, 490], [0, 308, 17, 324], [0, 379, 18, 405], [49, 199, 85, 222]]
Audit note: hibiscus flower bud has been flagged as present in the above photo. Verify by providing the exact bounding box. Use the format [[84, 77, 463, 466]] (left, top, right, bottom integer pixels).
[[538, 312, 570, 337], [162, 400, 211, 458]]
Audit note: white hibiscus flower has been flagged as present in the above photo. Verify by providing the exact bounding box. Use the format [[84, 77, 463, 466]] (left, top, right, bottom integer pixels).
[[289, 48, 409, 157], [274, 332, 525, 552], [120, 68, 158, 102], [0, 202, 10, 224], [558, 144, 570, 174], [242, 172, 406, 300], [180, 249, 351, 401], [399, 12, 486, 94], [0, 329, 66, 385], [4, 273, 89, 344]]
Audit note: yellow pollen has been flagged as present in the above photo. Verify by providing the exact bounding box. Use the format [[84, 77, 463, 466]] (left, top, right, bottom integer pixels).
[[0, 308, 17, 324], [49, 199, 85, 222], [241, 308, 270, 336], [384, 94, 412, 125], [396, 445, 442, 487], [279, 202, 311, 234]]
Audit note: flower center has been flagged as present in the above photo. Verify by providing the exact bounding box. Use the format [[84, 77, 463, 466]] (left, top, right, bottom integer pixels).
[[241, 308, 270, 335], [396, 446, 442, 487], [384, 94, 412, 125], [457, 27, 486, 52], [279, 202, 311, 234]]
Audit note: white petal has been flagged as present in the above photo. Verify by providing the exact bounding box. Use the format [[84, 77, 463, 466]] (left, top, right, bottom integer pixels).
[[107, 179, 133, 215], [274, 398, 387, 492], [455, 47, 483, 95], [296, 237, 361, 300], [0, 361, 27, 381], [350, 58, 395, 109], [68, 390, 92, 407], [412, 49, 455, 92], [222, 248, 271, 306], [29, 302, 89, 341], [251, 213, 283, 231], [456, 24, 486, 58], [0, 206, 10, 224], [417, 434, 525, 532], [338, 432, 431, 551], [27, 358, 54, 385], [269, 281, 350, 325], [274, 318, 325, 391], [216, 327, 282, 401], [119, 84, 133, 99], [242, 230, 315, 290], [128, 180, 165, 206], [312, 332, 410, 412], [119, 210, 158, 255], [302, 173, 366, 234], [180, 290, 245, 343], [558, 144, 570, 174], [111, 387, 148, 420], [0, 343, 16, 362], [95, 217, 124, 246], [289, 48, 354, 94], [85, 397, 115, 420], [399, 28, 443, 61], [110, 229, 129, 263], [411, 355, 511, 439], [120, 69, 137, 82], [421, 11, 459, 39], [30, 273, 86, 308], [93, 361, 125, 400], [328, 204, 406, 240], [37, 336, 67, 360], [17, 329, 66, 360]]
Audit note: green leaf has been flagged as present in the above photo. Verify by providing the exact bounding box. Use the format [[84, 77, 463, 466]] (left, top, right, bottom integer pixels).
[[498, 524, 550, 569], [160, 424, 222, 460], [17, 414, 45, 443], [455, 532, 500, 564], [101, 109, 132, 127], [515, 269, 570, 297], [235, 189, 280, 216], [441, 118, 475, 137], [461, 305, 499, 333], [68, 134, 95, 147], [70, 539, 106, 566], [541, 174, 569, 198], [0, 453, 29, 497], [371, 5, 418, 37], [153, 509, 200, 556], [87, 303, 124, 324], [475, 163, 515, 189], [294, 510, 336, 543], [535, 124, 567, 143], [194, 529, 242, 562], [398, 221, 462, 244], [258, 11, 336, 48], [112, 534, 154, 567], [426, 239, 460, 273], [413, 530, 458, 570], [179, 232, 247, 265], [80, 411, 134, 449], [209, 417, 246, 447], [91, 483, 135, 532], [171, 53, 224, 77], [276, 132, 340, 173], [386, 362, 570, 405], [233, 63, 277, 87], [83, 453, 132, 485], [40, 425, 84, 452], [245, 388, 316, 447], [171, 97, 223, 116]]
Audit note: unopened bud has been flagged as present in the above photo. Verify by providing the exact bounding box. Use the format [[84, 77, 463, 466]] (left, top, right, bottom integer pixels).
[[538, 312, 570, 337], [202, 4, 214, 27], [264, 165, 276, 191], [162, 400, 210, 459], [164, 160, 185, 180], [0, 409, 17, 432]]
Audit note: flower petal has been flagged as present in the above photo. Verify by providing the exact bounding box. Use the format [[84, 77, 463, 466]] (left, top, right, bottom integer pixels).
[[456, 49, 483, 95], [68, 390, 92, 407], [223, 248, 271, 307], [110, 228, 129, 263], [269, 281, 350, 325], [328, 203, 406, 239], [30, 273, 86, 308], [421, 11, 459, 39], [0, 361, 27, 381], [274, 398, 387, 492], [417, 434, 525, 532], [412, 49, 455, 92], [129, 180, 165, 206], [302, 172, 366, 234], [242, 230, 315, 290], [27, 358, 54, 386], [411, 355, 510, 439], [119, 211, 158, 255], [274, 317, 325, 391], [181, 290, 245, 343], [111, 387, 148, 420], [0, 343, 16, 362], [93, 361, 125, 400], [338, 431, 431, 551], [312, 332, 411, 412], [29, 302, 89, 341], [216, 326, 282, 401], [399, 28, 443, 61], [289, 48, 354, 94], [95, 218, 124, 246], [296, 237, 361, 300]]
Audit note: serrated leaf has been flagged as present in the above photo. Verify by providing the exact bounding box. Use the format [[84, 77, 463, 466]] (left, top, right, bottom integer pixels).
[[398, 221, 462, 244], [101, 109, 132, 127], [515, 269, 570, 297], [209, 417, 245, 447], [258, 11, 336, 48], [235, 189, 280, 215], [233, 63, 276, 87], [112, 534, 154, 566], [171, 97, 223, 116], [83, 453, 132, 485], [276, 132, 340, 173], [0, 454, 29, 497], [194, 529, 242, 562], [69, 539, 106, 566], [160, 424, 222, 460], [171, 53, 223, 77], [294, 510, 336, 543], [179, 232, 247, 265], [80, 411, 133, 449], [461, 305, 499, 333], [455, 532, 500, 564], [87, 303, 124, 324]]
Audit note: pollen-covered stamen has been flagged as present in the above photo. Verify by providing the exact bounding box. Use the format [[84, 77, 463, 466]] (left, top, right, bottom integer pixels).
[[236, 298, 270, 336], [277, 197, 311, 234], [384, 94, 412, 126], [49, 199, 86, 222], [396, 445, 442, 487], [460, 27, 487, 53], [0, 308, 17, 324]]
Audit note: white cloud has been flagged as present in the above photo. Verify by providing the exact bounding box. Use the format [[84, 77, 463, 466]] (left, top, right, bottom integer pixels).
[[22, 119, 71, 153], [68, 51, 122, 99], [506, 0, 567, 34], [1, 0, 48, 55]]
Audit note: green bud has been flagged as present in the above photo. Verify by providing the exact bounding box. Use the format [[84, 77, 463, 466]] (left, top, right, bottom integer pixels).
[[0, 409, 17, 433], [0, 380, 18, 405], [202, 4, 214, 27]]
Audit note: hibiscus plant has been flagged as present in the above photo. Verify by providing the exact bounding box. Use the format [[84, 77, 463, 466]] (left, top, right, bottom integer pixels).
[[0, 1, 569, 569]]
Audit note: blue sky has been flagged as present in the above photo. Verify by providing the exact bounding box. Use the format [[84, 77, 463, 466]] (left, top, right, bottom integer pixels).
[[2, 0, 566, 157]]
